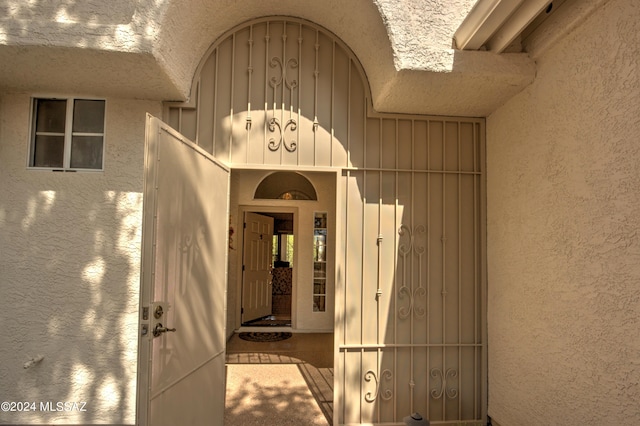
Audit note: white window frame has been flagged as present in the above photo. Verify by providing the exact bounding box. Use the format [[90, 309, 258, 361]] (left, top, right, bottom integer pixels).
[[28, 96, 107, 171]]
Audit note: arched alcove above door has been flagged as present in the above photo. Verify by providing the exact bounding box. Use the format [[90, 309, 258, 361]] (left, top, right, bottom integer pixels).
[[254, 171, 318, 200], [165, 17, 369, 168]]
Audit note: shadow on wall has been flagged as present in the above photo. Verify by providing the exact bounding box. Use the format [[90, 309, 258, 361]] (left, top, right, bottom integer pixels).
[[0, 176, 143, 423], [0, 1, 161, 47], [0, 1, 178, 100]]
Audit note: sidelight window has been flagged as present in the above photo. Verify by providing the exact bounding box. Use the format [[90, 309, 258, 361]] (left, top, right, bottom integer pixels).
[[313, 212, 327, 312]]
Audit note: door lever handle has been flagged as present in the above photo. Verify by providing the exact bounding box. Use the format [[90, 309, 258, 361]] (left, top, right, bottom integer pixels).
[[153, 323, 177, 337]]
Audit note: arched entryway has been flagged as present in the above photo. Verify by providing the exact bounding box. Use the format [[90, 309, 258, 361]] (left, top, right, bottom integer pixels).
[[229, 168, 337, 333], [240, 172, 319, 327], [164, 17, 486, 425]]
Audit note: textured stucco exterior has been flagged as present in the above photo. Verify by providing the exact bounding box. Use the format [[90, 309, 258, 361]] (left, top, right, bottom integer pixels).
[[0, 0, 534, 116], [486, 0, 640, 424], [0, 94, 161, 424]]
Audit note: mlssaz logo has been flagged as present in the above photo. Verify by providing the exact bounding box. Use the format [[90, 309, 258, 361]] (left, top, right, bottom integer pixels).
[[39, 401, 88, 412]]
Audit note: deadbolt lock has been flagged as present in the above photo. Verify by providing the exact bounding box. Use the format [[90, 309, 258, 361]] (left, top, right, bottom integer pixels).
[[154, 305, 164, 319]]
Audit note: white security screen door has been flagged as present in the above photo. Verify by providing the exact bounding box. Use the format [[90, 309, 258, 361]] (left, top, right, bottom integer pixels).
[[242, 212, 274, 323], [138, 115, 229, 426]]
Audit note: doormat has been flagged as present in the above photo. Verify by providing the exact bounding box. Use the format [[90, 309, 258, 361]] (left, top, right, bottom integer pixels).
[[238, 332, 292, 342], [245, 319, 292, 327]]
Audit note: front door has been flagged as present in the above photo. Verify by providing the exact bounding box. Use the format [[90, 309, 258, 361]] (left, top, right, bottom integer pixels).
[[241, 212, 274, 323], [137, 115, 229, 425]]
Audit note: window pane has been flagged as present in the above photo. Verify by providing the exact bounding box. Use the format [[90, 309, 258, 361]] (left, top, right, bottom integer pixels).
[[73, 100, 105, 133], [314, 212, 327, 228], [313, 262, 326, 278], [36, 99, 66, 133], [272, 235, 279, 264], [313, 296, 326, 312], [285, 234, 294, 266], [70, 136, 103, 169], [314, 233, 326, 261], [33, 135, 64, 167], [313, 280, 326, 295]]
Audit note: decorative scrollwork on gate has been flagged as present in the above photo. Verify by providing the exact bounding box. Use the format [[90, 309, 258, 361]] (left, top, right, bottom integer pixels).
[[430, 368, 458, 399], [268, 118, 297, 152], [398, 224, 426, 257], [267, 53, 299, 152], [398, 286, 427, 319], [398, 225, 427, 319], [269, 56, 299, 90], [364, 369, 393, 403]]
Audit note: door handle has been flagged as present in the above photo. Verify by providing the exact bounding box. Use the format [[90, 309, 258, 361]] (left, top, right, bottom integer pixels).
[[153, 323, 177, 337]]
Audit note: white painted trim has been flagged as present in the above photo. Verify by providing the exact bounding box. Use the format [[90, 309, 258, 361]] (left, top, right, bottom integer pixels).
[[454, 0, 551, 52], [487, 0, 551, 53], [454, 0, 509, 50], [231, 164, 339, 173]]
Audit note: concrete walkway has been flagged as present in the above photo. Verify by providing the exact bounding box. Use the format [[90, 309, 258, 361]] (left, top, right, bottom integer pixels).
[[225, 332, 334, 426]]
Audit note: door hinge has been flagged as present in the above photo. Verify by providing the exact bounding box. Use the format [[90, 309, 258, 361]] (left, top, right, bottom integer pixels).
[[242, 265, 245, 271], [241, 307, 244, 314], [243, 222, 247, 229]]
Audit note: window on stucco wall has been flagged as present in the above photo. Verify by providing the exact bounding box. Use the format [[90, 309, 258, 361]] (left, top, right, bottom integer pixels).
[[28, 97, 106, 171]]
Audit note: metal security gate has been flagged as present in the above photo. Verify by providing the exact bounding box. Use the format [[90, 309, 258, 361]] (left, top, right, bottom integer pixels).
[[335, 118, 486, 425], [163, 17, 485, 425]]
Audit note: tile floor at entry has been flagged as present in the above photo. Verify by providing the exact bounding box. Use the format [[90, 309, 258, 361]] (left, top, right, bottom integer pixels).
[[225, 332, 334, 426]]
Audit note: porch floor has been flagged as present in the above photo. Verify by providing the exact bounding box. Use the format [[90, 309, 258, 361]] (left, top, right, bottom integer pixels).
[[225, 332, 334, 425]]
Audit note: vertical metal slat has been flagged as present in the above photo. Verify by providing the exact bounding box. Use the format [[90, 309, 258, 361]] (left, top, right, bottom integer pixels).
[[263, 23, 270, 161], [441, 121, 447, 419], [457, 121, 462, 420], [229, 34, 236, 163], [212, 48, 218, 156], [246, 26, 253, 164]]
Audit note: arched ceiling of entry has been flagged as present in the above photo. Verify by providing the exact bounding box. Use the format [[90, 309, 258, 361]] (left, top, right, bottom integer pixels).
[[154, 0, 536, 116]]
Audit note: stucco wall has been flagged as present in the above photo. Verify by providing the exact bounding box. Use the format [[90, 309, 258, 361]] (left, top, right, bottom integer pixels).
[[486, 0, 640, 424], [0, 94, 161, 424], [0, 0, 534, 116]]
